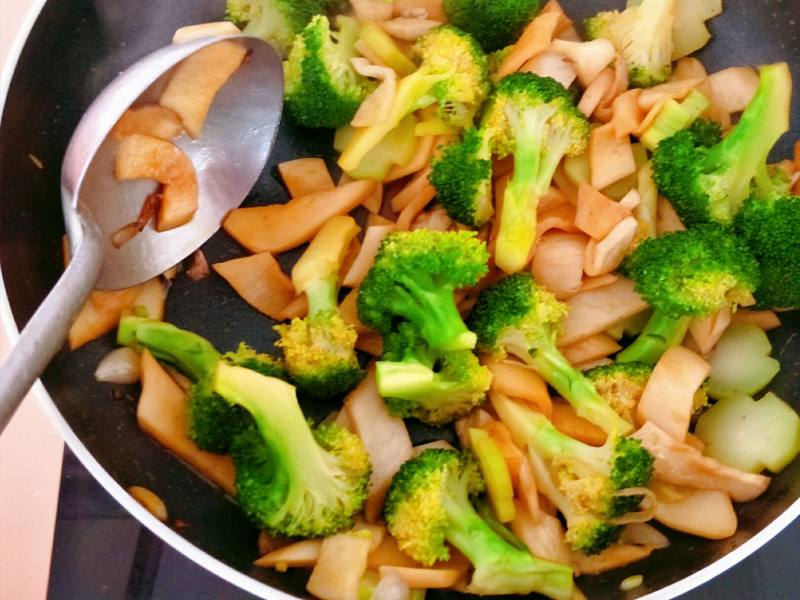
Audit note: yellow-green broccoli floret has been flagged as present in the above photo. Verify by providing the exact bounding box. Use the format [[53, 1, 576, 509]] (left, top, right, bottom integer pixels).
[[384, 449, 575, 599], [357, 230, 489, 352], [216, 364, 371, 537], [275, 217, 364, 400], [284, 15, 370, 129], [618, 225, 761, 365], [483, 73, 588, 273], [652, 63, 792, 226], [376, 323, 492, 425], [225, 0, 325, 57], [584, 0, 676, 88], [338, 25, 489, 171], [493, 394, 654, 555], [584, 362, 652, 424], [467, 274, 632, 435]]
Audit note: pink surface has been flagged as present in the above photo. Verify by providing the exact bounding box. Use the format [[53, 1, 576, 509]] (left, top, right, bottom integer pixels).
[[1, 2, 66, 599]]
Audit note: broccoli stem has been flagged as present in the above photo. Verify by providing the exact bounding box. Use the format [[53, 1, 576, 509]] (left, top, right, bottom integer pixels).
[[495, 105, 567, 273], [616, 310, 691, 365], [375, 361, 436, 399], [376, 360, 468, 406], [703, 63, 791, 219], [123, 318, 220, 381], [339, 67, 448, 171], [443, 484, 574, 600], [304, 275, 338, 317], [504, 333, 632, 434], [389, 272, 477, 351]]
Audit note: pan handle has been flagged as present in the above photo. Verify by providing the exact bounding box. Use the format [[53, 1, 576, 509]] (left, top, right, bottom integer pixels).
[[0, 216, 103, 432]]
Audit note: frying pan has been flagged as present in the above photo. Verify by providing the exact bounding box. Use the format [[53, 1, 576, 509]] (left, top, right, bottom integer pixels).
[[0, 1, 798, 598]]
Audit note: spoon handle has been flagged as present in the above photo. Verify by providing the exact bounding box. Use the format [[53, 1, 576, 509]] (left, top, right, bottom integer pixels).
[[0, 220, 103, 432]]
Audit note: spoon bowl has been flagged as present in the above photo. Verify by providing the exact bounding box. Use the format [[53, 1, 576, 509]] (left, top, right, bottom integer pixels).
[[0, 34, 283, 429]]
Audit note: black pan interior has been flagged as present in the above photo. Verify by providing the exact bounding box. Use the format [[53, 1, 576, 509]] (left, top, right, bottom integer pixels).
[[0, 1, 798, 598]]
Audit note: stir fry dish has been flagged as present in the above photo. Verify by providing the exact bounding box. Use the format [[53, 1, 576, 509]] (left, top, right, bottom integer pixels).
[[73, 0, 800, 598]]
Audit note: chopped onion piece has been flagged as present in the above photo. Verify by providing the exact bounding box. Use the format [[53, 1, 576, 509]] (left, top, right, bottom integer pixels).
[[371, 570, 410, 600], [620, 523, 670, 549], [381, 17, 440, 41], [95, 347, 141, 384]]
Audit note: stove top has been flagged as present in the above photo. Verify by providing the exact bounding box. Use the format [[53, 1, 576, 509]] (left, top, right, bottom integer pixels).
[[48, 449, 798, 600]]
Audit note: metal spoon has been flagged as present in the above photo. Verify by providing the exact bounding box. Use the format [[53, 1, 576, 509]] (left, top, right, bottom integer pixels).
[[0, 35, 283, 430]]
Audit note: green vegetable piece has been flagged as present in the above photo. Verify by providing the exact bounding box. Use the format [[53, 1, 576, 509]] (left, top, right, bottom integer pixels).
[[216, 363, 371, 537], [695, 393, 800, 473], [468, 273, 634, 435], [443, 0, 542, 53], [735, 194, 800, 310], [226, 0, 326, 57], [338, 25, 490, 171], [117, 316, 285, 453], [482, 73, 589, 273], [358, 230, 489, 352], [275, 216, 364, 400], [619, 225, 760, 365], [706, 322, 780, 400], [492, 394, 653, 555], [651, 63, 791, 226], [429, 127, 495, 227], [384, 449, 575, 598], [376, 323, 492, 425], [284, 15, 371, 129]]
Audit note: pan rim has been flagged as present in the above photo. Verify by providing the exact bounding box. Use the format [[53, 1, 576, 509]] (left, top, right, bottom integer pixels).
[[0, 1, 797, 598]]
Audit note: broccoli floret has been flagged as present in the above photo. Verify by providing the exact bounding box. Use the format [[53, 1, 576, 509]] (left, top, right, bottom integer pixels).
[[375, 323, 492, 425], [442, 0, 541, 53], [338, 25, 490, 171], [226, 0, 325, 57], [358, 230, 489, 352], [484, 73, 589, 273], [193, 344, 285, 453], [467, 274, 633, 434], [384, 449, 575, 598], [687, 118, 723, 147], [224, 342, 286, 379], [429, 127, 495, 227], [117, 317, 285, 453], [618, 226, 761, 364], [493, 394, 653, 554], [584, 362, 652, 424], [734, 194, 800, 309], [652, 63, 792, 226], [584, 0, 676, 88], [284, 15, 369, 129], [487, 46, 514, 85], [216, 363, 370, 537], [275, 216, 364, 400]]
